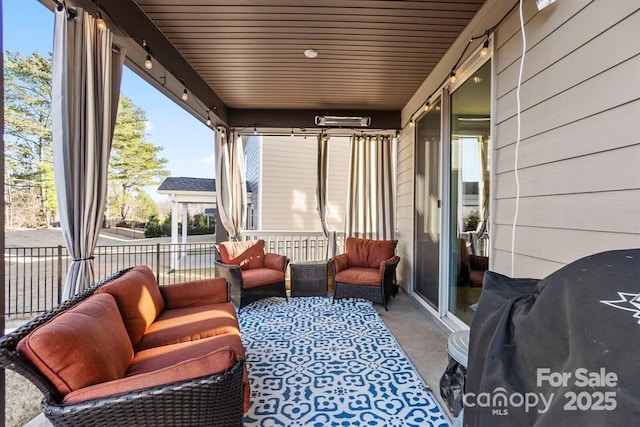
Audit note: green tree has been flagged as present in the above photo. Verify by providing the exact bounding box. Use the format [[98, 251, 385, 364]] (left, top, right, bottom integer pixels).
[[131, 190, 160, 223], [109, 96, 169, 221], [4, 51, 54, 226]]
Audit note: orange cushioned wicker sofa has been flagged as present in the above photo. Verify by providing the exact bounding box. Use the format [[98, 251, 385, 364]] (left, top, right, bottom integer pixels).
[[0, 266, 248, 427]]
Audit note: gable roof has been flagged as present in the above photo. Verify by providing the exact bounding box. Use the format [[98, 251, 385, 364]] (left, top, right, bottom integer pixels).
[[158, 177, 216, 192]]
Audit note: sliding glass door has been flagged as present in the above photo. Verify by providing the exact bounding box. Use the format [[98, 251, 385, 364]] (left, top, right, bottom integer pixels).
[[448, 60, 492, 326], [414, 99, 442, 308]]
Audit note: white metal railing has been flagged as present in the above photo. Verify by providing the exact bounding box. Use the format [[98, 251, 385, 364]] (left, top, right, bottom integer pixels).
[[239, 230, 345, 262]]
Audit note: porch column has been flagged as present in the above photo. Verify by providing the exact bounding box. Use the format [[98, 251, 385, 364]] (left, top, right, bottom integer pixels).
[[171, 199, 179, 270], [182, 203, 189, 258]]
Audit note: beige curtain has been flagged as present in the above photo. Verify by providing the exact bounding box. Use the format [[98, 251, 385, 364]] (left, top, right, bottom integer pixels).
[[476, 136, 490, 255], [316, 133, 336, 257], [215, 128, 246, 241], [345, 135, 396, 240], [52, 6, 125, 299]]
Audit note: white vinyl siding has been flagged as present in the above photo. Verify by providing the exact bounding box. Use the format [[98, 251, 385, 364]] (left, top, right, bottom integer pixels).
[[244, 135, 261, 229], [240, 135, 351, 233], [261, 135, 317, 230], [261, 137, 318, 231], [492, 0, 640, 277]]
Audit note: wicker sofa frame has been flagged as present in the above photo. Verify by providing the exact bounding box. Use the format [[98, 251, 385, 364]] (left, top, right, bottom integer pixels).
[[0, 269, 245, 427]]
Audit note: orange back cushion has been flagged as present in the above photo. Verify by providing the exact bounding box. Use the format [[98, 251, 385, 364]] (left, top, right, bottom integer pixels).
[[219, 240, 265, 270], [96, 265, 165, 346], [17, 293, 133, 395], [345, 237, 396, 268]]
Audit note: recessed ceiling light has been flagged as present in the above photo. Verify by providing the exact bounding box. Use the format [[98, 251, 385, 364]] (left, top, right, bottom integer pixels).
[[304, 49, 319, 59]]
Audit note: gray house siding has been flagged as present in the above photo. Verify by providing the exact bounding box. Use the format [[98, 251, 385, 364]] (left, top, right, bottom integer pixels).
[[398, 0, 640, 295], [492, 0, 640, 277]]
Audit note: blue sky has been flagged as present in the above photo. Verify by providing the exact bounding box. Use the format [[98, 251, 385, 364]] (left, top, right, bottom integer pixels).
[[3, 0, 216, 199]]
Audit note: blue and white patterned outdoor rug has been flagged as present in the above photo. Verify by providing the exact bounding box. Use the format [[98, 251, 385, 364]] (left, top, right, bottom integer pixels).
[[238, 297, 452, 426]]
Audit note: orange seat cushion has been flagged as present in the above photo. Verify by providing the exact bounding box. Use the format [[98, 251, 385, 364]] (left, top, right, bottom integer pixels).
[[96, 265, 165, 346], [219, 240, 265, 270], [241, 268, 285, 289], [63, 346, 239, 406], [135, 302, 240, 351], [128, 333, 250, 412], [345, 237, 396, 269], [335, 267, 381, 286], [17, 293, 133, 395]]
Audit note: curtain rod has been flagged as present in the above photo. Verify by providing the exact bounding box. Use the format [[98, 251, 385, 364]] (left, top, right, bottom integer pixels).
[[236, 129, 398, 138]]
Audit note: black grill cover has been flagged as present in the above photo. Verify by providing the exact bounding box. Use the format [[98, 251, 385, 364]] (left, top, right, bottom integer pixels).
[[464, 249, 640, 426]]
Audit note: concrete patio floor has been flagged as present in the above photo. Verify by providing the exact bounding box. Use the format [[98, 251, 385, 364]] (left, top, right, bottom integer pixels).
[[376, 290, 451, 417], [23, 289, 452, 426]]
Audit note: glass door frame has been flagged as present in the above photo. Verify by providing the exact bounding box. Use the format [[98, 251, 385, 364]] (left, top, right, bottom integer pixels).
[[442, 48, 495, 329], [439, 89, 452, 320], [411, 39, 495, 331]]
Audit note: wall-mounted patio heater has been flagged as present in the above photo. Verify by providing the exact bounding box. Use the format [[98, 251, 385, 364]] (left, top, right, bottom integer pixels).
[[315, 115, 371, 127]]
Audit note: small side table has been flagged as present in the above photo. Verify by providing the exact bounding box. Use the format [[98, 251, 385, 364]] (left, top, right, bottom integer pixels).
[[290, 260, 329, 297]]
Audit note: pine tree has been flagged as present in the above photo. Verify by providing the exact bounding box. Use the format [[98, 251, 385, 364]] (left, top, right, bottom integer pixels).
[[108, 96, 169, 222], [4, 51, 54, 226]]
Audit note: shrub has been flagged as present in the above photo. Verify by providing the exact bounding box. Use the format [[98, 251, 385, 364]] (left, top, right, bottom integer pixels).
[[144, 213, 215, 238]]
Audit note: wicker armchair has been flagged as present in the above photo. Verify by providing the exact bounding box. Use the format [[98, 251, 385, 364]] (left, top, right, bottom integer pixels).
[[214, 239, 289, 308], [330, 237, 400, 310], [0, 269, 245, 427]]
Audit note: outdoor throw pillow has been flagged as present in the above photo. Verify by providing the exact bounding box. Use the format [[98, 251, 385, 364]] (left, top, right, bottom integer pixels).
[[17, 293, 134, 395], [96, 265, 165, 346]]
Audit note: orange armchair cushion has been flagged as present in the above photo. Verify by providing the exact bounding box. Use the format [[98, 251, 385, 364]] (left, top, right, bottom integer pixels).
[[241, 268, 286, 289], [345, 237, 396, 269], [219, 240, 265, 270], [264, 252, 287, 272], [335, 267, 380, 286], [96, 265, 165, 346], [17, 293, 133, 395], [332, 253, 350, 274]]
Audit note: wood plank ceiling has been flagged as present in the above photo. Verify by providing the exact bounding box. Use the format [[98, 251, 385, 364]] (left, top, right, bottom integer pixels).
[[137, 0, 485, 112], [48, 0, 487, 128]]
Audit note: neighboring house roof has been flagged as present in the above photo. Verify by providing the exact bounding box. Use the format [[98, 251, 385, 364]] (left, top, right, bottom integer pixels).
[[158, 177, 216, 192], [157, 177, 252, 205]]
